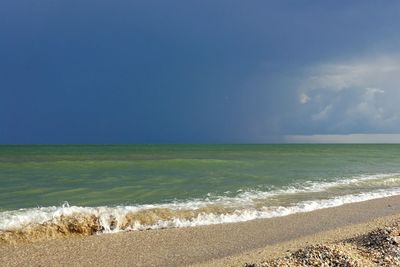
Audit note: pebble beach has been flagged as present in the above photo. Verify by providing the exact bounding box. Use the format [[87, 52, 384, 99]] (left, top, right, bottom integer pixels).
[[1, 195, 400, 266]]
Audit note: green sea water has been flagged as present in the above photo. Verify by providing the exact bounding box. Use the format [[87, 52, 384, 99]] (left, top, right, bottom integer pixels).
[[1, 144, 400, 211]]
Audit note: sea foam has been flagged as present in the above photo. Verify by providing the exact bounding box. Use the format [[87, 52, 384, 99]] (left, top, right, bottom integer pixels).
[[1, 173, 400, 243]]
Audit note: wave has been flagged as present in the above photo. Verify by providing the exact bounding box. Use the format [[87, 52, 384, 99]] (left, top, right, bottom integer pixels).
[[1, 173, 400, 244]]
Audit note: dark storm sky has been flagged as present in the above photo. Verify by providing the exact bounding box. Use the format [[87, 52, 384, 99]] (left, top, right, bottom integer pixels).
[[2, 1, 400, 143]]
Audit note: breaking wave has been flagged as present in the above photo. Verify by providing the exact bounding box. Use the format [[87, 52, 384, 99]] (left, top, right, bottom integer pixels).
[[1, 173, 400, 244]]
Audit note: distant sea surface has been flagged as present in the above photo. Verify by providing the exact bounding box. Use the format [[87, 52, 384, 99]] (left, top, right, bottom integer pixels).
[[1, 144, 400, 237]]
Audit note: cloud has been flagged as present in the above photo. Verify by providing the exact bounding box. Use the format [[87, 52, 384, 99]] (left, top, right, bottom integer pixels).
[[285, 134, 400, 144], [299, 93, 310, 104], [299, 56, 400, 94], [295, 54, 400, 133], [311, 104, 332, 121], [345, 88, 385, 122]]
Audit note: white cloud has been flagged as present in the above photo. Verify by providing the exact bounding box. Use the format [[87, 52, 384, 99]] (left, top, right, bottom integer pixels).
[[311, 104, 332, 121], [346, 88, 385, 121], [296, 54, 400, 132], [285, 134, 400, 144], [299, 56, 400, 94], [299, 93, 310, 104]]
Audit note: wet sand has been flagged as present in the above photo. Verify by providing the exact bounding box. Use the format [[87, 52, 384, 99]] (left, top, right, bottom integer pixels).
[[1, 195, 400, 266]]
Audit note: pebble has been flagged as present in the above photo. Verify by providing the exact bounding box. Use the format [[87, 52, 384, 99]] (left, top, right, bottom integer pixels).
[[244, 221, 400, 267]]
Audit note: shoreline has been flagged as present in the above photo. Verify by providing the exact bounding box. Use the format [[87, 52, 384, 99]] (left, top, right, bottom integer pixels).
[[1, 195, 400, 266], [197, 212, 400, 266]]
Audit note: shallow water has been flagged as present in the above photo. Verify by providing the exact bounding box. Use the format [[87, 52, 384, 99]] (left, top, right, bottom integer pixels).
[[1, 144, 400, 239]]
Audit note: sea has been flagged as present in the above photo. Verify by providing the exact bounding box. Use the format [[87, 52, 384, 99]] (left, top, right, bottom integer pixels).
[[1, 144, 400, 240]]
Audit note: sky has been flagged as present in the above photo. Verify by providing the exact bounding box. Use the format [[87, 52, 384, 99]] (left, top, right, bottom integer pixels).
[[2, 1, 400, 144]]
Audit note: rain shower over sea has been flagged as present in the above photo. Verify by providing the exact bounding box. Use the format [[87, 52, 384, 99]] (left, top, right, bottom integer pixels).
[[1, 144, 400, 241]]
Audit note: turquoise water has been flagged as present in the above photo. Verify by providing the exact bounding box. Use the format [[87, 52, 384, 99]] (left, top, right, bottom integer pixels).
[[1, 144, 400, 234], [1, 144, 400, 210]]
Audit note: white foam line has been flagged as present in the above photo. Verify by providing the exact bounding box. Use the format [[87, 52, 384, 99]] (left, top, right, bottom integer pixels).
[[1, 188, 400, 232], [123, 187, 400, 231], [201, 172, 400, 206], [1, 173, 400, 232]]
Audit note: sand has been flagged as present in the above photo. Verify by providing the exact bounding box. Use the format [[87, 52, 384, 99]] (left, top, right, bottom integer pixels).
[[1, 195, 400, 266]]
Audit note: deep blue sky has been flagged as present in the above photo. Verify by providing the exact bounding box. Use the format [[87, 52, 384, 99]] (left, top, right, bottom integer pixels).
[[2, 1, 400, 143]]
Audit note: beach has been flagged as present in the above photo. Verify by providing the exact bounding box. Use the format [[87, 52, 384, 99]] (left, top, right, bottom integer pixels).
[[3, 1, 400, 265], [1, 195, 400, 266], [2, 145, 400, 266]]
